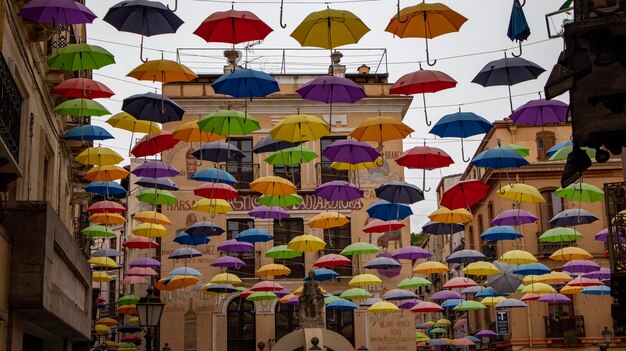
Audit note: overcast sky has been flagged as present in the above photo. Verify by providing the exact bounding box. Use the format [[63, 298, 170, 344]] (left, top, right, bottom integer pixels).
[[85, 0, 570, 231]]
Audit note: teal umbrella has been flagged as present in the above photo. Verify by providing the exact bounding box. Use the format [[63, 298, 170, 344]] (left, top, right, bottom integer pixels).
[[507, 0, 530, 57]]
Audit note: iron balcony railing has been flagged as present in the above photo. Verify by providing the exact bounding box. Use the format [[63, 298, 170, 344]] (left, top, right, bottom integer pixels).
[[220, 162, 259, 190], [315, 162, 349, 186], [544, 315, 585, 338], [0, 53, 22, 163]]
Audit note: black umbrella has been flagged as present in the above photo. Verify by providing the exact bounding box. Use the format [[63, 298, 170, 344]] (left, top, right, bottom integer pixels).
[[471, 54, 545, 112], [103, 0, 184, 61], [135, 177, 179, 191], [375, 181, 425, 204], [252, 135, 301, 154], [122, 92, 185, 123], [422, 221, 465, 235], [192, 141, 245, 162]]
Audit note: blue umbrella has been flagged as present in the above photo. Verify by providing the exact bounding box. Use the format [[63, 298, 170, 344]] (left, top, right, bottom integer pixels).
[[440, 299, 465, 308], [480, 226, 523, 241], [63, 125, 113, 141], [174, 232, 210, 246], [470, 147, 530, 169], [190, 168, 237, 184], [422, 221, 464, 235], [203, 283, 238, 294], [122, 92, 185, 123], [192, 141, 245, 162], [429, 111, 493, 161], [327, 299, 357, 310], [375, 181, 425, 204], [514, 263, 551, 276], [212, 68, 279, 99], [304, 268, 340, 281], [135, 177, 180, 191], [168, 267, 202, 276], [118, 324, 142, 333], [507, 0, 530, 57], [235, 228, 274, 243], [185, 221, 225, 237], [546, 140, 572, 157], [464, 336, 481, 343], [366, 200, 413, 220], [475, 287, 507, 298], [495, 298, 527, 309], [85, 181, 126, 196], [169, 247, 202, 259]]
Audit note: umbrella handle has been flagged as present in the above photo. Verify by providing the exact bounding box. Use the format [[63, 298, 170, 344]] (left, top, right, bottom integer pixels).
[[461, 139, 470, 162], [424, 34, 437, 66], [396, 0, 408, 23], [511, 41, 523, 57], [279, 0, 287, 28], [166, 0, 178, 11], [517, 0, 526, 7], [422, 169, 431, 192], [140, 35, 148, 62], [422, 92, 432, 126]]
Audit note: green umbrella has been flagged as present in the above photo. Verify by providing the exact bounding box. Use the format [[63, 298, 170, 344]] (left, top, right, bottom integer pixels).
[[453, 300, 487, 311], [339, 288, 373, 300], [397, 276, 432, 289], [53, 98, 111, 117], [549, 145, 596, 161], [539, 227, 583, 243], [117, 294, 140, 306], [81, 225, 116, 238], [324, 295, 341, 304], [265, 146, 318, 165], [556, 182, 605, 202], [516, 284, 526, 292], [47, 43, 115, 71], [501, 143, 529, 157], [118, 342, 138, 351], [340, 242, 380, 256], [430, 327, 448, 334], [246, 291, 278, 301], [137, 189, 178, 205], [197, 110, 260, 135], [257, 194, 303, 207], [265, 245, 303, 259]]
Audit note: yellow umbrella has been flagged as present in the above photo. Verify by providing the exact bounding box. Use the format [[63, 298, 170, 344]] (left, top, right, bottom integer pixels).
[[537, 272, 573, 284], [132, 223, 168, 238], [348, 273, 382, 287], [84, 165, 129, 182], [192, 198, 233, 214], [498, 184, 544, 203], [428, 207, 473, 224], [306, 212, 349, 229], [331, 159, 381, 171], [287, 234, 326, 252], [94, 324, 111, 335], [560, 285, 583, 295], [127, 59, 198, 83], [549, 247, 592, 261], [88, 256, 118, 268], [480, 296, 506, 306], [89, 212, 126, 225], [499, 250, 537, 265], [368, 301, 399, 313], [521, 282, 556, 294], [172, 121, 225, 142], [280, 293, 296, 303], [435, 318, 451, 326], [133, 210, 172, 225], [96, 317, 119, 327], [250, 176, 297, 196], [75, 147, 124, 166], [522, 275, 542, 285], [413, 261, 449, 274], [257, 263, 292, 277], [106, 112, 161, 135], [349, 116, 414, 145], [269, 114, 330, 142], [93, 271, 113, 282], [156, 275, 200, 291], [127, 317, 139, 324], [210, 272, 242, 285], [463, 261, 500, 276], [290, 8, 370, 49]]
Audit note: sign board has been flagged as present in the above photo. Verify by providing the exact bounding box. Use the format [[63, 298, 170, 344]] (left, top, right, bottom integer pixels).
[[496, 310, 510, 335]]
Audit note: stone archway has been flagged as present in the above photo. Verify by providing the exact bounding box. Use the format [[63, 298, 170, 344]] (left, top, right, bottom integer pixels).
[[272, 328, 355, 351]]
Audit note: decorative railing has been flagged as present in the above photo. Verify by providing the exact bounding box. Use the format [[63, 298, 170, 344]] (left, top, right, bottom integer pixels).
[[544, 315, 585, 338], [0, 52, 22, 162], [220, 162, 259, 190]]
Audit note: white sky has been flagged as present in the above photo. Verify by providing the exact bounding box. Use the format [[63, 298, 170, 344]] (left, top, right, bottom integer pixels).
[[84, 0, 570, 232]]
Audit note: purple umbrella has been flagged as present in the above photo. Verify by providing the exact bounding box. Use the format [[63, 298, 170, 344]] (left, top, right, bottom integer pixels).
[[322, 139, 381, 164], [491, 209, 539, 226], [376, 252, 402, 278], [19, 0, 97, 25], [315, 180, 363, 201], [430, 290, 463, 301], [561, 260, 600, 274], [382, 289, 418, 301], [595, 228, 609, 242], [210, 255, 246, 269], [131, 161, 181, 178], [475, 330, 497, 338], [364, 256, 402, 270], [217, 239, 254, 253], [248, 206, 290, 219], [129, 257, 161, 268], [509, 99, 570, 126], [286, 295, 300, 306], [583, 268, 611, 280], [538, 293, 571, 304], [398, 299, 422, 309], [391, 246, 431, 261]]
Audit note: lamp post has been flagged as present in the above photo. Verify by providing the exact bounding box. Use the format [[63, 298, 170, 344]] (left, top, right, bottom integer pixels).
[[137, 287, 165, 351], [601, 327, 613, 350]]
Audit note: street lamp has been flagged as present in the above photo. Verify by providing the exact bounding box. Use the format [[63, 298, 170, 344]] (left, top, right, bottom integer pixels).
[[137, 287, 165, 351], [601, 327, 613, 349]]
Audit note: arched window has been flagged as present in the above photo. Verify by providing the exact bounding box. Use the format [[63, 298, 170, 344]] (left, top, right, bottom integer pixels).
[[487, 201, 495, 225], [536, 131, 556, 161], [539, 189, 564, 232], [275, 303, 299, 340], [227, 297, 256, 351], [326, 310, 355, 346]]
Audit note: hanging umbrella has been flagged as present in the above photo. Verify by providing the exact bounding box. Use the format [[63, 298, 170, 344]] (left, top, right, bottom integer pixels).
[[382, 289, 417, 301], [368, 301, 399, 313], [561, 260, 600, 273], [202, 283, 239, 294], [192, 199, 233, 214], [327, 299, 357, 310], [197, 110, 260, 136], [305, 268, 340, 281], [322, 139, 381, 164], [47, 43, 115, 71], [89, 212, 126, 225], [63, 125, 113, 141], [194, 9, 273, 44], [350, 116, 413, 146], [428, 207, 473, 224], [265, 146, 317, 165], [363, 219, 405, 233], [331, 160, 380, 171], [257, 263, 292, 277], [135, 177, 179, 191], [464, 261, 501, 276], [476, 330, 497, 338], [19, 0, 97, 25], [410, 301, 444, 313], [385, 3, 467, 66], [52, 78, 114, 99], [246, 292, 278, 302], [507, 0, 531, 57], [127, 59, 197, 83], [191, 168, 237, 184], [367, 200, 413, 220], [290, 8, 370, 49], [53, 98, 111, 117], [340, 242, 380, 256], [498, 183, 544, 203], [429, 111, 493, 161], [510, 99, 570, 126], [538, 293, 571, 303], [136, 189, 177, 205], [185, 221, 224, 237], [514, 263, 551, 275], [132, 223, 168, 238], [549, 145, 596, 161], [123, 237, 159, 249], [487, 260, 523, 294], [169, 248, 202, 259], [87, 200, 125, 214], [395, 144, 453, 191], [157, 275, 200, 291], [475, 287, 507, 298], [397, 277, 431, 289], [88, 257, 119, 269], [92, 271, 113, 282], [471, 147, 530, 169], [235, 228, 273, 243], [413, 261, 449, 274], [103, 0, 184, 61], [314, 254, 351, 268], [192, 141, 245, 162], [442, 277, 478, 289], [173, 121, 225, 143], [472, 55, 546, 112], [132, 161, 180, 178], [287, 234, 326, 252], [500, 250, 537, 264], [106, 112, 161, 135], [253, 136, 301, 154], [491, 209, 539, 226], [122, 92, 185, 123], [315, 180, 363, 202], [375, 181, 424, 204], [501, 143, 530, 156], [349, 273, 383, 287], [248, 206, 290, 219], [453, 300, 486, 311], [212, 69, 279, 116], [582, 286, 611, 296], [582, 267, 611, 280], [440, 180, 489, 210], [481, 296, 506, 307], [257, 194, 303, 207], [521, 283, 556, 294], [547, 140, 573, 157], [210, 256, 245, 269], [265, 245, 302, 259], [495, 298, 527, 309], [84, 181, 126, 196], [131, 131, 179, 157], [399, 299, 421, 310], [270, 114, 330, 142], [84, 165, 129, 182], [550, 247, 592, 261], [391, 246, 431, 261], [447, 249, 487, 264], [364, 257, 402, 270], [194, 182, 238, 200], [174, 233, 210, 246], [251, 176, 297, 195], [422, 221, 464, 235], [340, 288, 373, 301], [537, 271, 573, 284], [461, 286, 482, 295], [539, 227, 583, 243], [556, 182, 604, 202], [480, 226, 523, 241], [306, 212, 349, 229]]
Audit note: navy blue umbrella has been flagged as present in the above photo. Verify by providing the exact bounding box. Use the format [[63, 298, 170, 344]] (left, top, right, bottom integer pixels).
[[135, 177, 179, 191], [514, 263, 551, 275], [507, 0, 530, 57], [203, 283, 238, 294], [375, 181, 424, 204], [422, 221, 464, 235], [118, 324, 142, 333], [185, 221, 225, 236], [212, 68, 279, 99], [470, 147, 530, 169], [252, 135, 301, 154], [191, 168, 237, 184], [366, 200, 413, 220], [192, 141, 245, 162], [429, 111, 493, 161], [122, 92, 185, 123], [174, 232, 210, 246], [446, 249, 486, 264], [85, 181, 126, 196], [480, 226, 523, 241], [63, 125, 113, 141]]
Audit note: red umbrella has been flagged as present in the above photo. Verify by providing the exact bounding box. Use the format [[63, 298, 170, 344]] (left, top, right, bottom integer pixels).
[[121, 335, 142, 344], [86, 200, 126, 213], [362, 219, 405, 233], [130, 131, 179, 157], [194, 9, 273, 44], [123, 237, 159, 249], [51, 78, 115, 99], [440, 180, 489, 210], [314, 253, 351, 268], [410, 301, 444, 313], [389, 66, 457, 125], [193, 182, 238, 200], [250, 281, 285, 292], [395, 145, 454, 191]]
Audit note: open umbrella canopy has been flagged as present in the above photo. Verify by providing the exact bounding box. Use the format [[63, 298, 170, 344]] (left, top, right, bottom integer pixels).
[[397, 277, 432, 289], [367, 200, 413, 220], [191, 168, 237, 184], [235, 228, 273, 243], [440, 180, 489, 210], [491, 209, 539, 226], [290, 8, 370, 49], [127, 59, 198, 83], [446, 249, 486, 264], [173, 121, 225, 143], [537, 271, 573, 284], [521, 282, 556, 294], [250, 176, 297, 195], [87, 200, 125, 214], [411, 301, 444, 313], [257, 194, 303, 207], [253, 135, 301, 154], [382, 289, 418, 301], [413, 261, 449, 274], [348, 274, 383, 287], [487, 260, 523, 294], [194, 182, 238, 200], [501, 143, 530, 156], [315, 181, 363, 202], [210, 256, 246, 269], [76, 147, 124, 166], [395, 145, 454, 169], [19, 0, 97, 25], [84, 165, 129, 182], [135, 177, 179, 191], [265, 146, 317, 165], [212, 68, 279, 98], [500, 250, 537, 265], [89, 212, 126, 225], [514, 263, 551, 276], [422, 221, 464, 235], [340, 242, 380, 256], [495, 298, 528, 309], [481, 296, 506, 306], [561, 260, 600, 274], [582, 285, 611, 296], [368, 301, 399, 313], [511, 98, 570, 127], [137, 189, 177, 205], [314, 253, 351, 268], [185, 221, 225, 236], [453, 300, 486, 311], [349, 116, 413, 144], [249, 206, 291, 219], [287, 234, 326, 252], [257, 263, 292, 277], [340, 288, 373, 300], [375, 181, 424, 204], [192, 198, 234, 214], [327, 299, 357, 310], [63, 125, 114, 141], [550, 247, 592, 261], [322, 139, 381, 164], [305, 268, 340, 281], [475, 287, 507, 298], [174, 233, 210, 246], [218, 239, 254, 253], [499, 183, 544, 203], [428, 207, 473, 224], [265, 245, 302, 259], [106, 112, 161, 134], [197, 109, 260, 136], [192, 141, 245, 162], [131, 131, 179, 157], [471, 147, 530, 169], [539, 227, 583, 243], [464, 261, 501, 276], [194, 9, 273, 44], [270, 114, 330, 142], [122, 92, 185, 123], [47, 43, 115, 71], [123, 236, 158, 249], [391, 246, 431, 261], [480, 226, 523, 241], [364, 256, 402, 270], [84, 181, 126, 196], [306, 212, 349, 229], [443, 277, 478, 289], [556, 182, 605, 202], [297, 75, 366, 104], [538, 293, 571, 303], [132, 161, 181, 178], [549, 145, 596, 161]]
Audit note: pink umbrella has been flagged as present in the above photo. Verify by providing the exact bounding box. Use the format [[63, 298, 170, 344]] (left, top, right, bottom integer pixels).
[[126, 267, 159, 276], [250, 281, 285, 292], [520, 293, 541, 301], [314, 254, 351, 268], [453, 338, 475, 346], [566, 277, 603, 287], [453, 318, 467, 329], [443, 277, 478, 289], [411, 301, 444, 313], [121, 276, 148, 285], [475, 329, 497, 338]]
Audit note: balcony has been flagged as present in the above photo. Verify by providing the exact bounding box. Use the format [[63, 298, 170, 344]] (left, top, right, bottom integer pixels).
[[220, 162, 259, 190], [316, 162, 349, 186], [0, 52, 23, 190], [544, 315, 585, 338]]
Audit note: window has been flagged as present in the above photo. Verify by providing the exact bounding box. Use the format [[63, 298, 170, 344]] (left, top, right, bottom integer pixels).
[[227, 297, 256, 351], [539, 189, 564, 232], [324, 221, 352, 276], [487, 202, 495, 225], [477, 215, 484, 237], [326, 310, 354, 347], [536, 131, 556, 161], [226, 219, 256, 278], [0, 52, 22, 162], [319, 136, 348, 184], [275, 303, 298, 340], [273, 218, 305, 278], [226, 138, 255, 189], [274, 164, 301, 189]]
